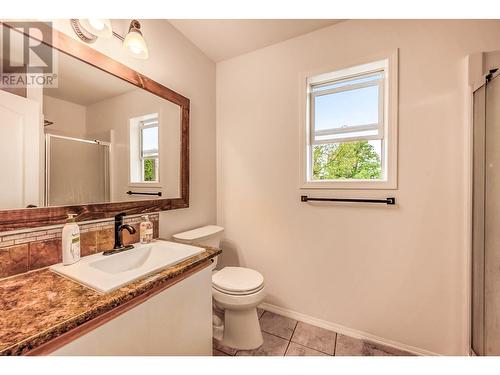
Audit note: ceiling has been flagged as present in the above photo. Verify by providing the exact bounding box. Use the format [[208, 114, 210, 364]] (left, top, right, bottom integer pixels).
[[168, 19, 342, 62], [44, 50, 136, 106], [45, 20, 344, 104]]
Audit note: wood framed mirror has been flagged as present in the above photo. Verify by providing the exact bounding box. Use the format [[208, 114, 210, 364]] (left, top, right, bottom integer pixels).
[[0, 21, 189, 232]]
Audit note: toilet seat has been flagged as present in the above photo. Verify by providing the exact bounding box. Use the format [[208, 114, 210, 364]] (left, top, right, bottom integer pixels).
[[213, 283, 264, 295], [212, 267, 264, 295]]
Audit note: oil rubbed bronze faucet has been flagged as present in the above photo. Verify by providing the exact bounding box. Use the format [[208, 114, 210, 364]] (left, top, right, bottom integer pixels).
[[103, 213, 136, 256]]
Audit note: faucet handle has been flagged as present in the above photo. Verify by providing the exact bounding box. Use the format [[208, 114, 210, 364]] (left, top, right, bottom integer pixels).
[[115, 212, 127, 222]]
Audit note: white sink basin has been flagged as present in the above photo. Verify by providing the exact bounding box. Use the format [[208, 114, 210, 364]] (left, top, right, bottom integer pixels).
[[50, 240, 205, 293]]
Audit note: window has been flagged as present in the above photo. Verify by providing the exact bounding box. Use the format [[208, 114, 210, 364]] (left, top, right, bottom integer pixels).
[[302, 53, 398, 189], [130, 114, 159, 184], [139, 118, 159, 182]]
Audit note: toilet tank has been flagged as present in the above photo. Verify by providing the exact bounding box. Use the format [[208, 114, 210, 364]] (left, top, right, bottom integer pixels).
[[172, 225, 224, 248], [172, 226, 224, 270]]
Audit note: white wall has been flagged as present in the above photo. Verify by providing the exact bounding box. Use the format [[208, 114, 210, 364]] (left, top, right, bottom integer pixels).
[[52, 20, 216, 236], [216, 20, 500, 355], [43, 95, 87, 138]]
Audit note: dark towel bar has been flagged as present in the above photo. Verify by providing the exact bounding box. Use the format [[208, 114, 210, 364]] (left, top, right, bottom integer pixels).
[[126, 191, 162, 197], [301, 195, 395, 205]]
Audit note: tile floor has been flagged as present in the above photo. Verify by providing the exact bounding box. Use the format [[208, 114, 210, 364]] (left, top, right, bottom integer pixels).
[[213, 309, 413, 356]]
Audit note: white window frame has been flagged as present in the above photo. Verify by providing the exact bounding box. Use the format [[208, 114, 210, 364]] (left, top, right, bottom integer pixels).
[[139, 118, 159, 183], [310, 71, 384, 144], [129, 113, 161, 187], [300, 50, 398, 190]]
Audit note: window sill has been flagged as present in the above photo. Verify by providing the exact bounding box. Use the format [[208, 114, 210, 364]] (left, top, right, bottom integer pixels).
[[301, 179, 397, 190], [129, 182, 162, 189]]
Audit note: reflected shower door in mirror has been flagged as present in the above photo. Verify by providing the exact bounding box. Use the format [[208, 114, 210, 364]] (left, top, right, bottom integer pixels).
[[46, 135, 110, 206], [0, 25, 181, 210]]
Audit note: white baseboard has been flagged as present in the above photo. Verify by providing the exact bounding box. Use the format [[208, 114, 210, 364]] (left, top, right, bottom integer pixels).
[[259, 302, 440, 356]]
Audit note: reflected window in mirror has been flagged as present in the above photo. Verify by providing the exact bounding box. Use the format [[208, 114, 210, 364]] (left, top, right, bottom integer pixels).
[[140, 116, 159, 182], [130, 113, 160, 184]]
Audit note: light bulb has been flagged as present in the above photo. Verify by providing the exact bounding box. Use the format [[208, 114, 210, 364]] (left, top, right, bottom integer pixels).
[[88, 19, 105, 31], [129, 44, 142, 55]]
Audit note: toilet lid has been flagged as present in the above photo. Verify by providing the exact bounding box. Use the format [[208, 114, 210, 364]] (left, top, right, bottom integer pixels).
[[212, 267, 264, 293], [172, 225, 224, 241]]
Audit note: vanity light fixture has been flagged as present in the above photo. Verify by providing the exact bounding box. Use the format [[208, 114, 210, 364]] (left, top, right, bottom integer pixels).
[[70, 19, 149, 59], [122, 20, 149, 59], [70, 19, 112, 43]]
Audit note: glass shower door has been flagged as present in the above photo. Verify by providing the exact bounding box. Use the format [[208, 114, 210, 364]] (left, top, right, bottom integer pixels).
[[472, 84, 485, 355], [471, 85, 486, 355], [484, 74, 500, 355], [472, 73, 500, 355], [46, 135, 110, 206]]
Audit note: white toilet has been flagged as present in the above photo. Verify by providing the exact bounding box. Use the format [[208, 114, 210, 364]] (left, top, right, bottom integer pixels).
[[172, 225, 265, 350]]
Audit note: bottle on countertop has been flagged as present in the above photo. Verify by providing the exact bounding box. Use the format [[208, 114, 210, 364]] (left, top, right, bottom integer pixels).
[[140, 215, 153, 244], [62, 214, 80, 265]]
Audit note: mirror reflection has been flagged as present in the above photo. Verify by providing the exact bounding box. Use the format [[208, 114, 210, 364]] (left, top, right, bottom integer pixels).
[[0, 28, 181, 210]]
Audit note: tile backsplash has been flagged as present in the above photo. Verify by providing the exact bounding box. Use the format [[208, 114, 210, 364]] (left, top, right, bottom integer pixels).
[[0, 214, 159, 279]]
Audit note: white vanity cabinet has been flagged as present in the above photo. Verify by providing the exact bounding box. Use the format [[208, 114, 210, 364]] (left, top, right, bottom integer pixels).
[[51, 266, 212, 356]]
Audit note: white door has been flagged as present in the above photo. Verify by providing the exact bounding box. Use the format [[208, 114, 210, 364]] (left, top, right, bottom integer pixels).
[[0, 89, 41, 209]]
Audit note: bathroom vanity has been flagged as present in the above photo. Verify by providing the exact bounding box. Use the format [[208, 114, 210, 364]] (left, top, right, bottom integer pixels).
[[0, 244, 220, 355], [51, 264, 212, 355]]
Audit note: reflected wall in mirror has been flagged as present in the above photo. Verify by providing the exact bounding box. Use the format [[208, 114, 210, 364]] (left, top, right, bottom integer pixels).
[[0, 24, 182, 211]]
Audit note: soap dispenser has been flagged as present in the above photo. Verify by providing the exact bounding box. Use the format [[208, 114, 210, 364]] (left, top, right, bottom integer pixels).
[[140, 215, 153, 244], [62, 214, 81, 265]]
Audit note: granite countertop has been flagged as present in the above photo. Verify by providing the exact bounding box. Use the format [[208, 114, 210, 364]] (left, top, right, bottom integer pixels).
[[0, 242, 220, 355]]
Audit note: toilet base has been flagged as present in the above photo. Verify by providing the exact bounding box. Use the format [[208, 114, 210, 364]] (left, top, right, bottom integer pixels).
[[212, 314, 224, 341], [220, 307, 263, 350], [212, 286, 266, 351]]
